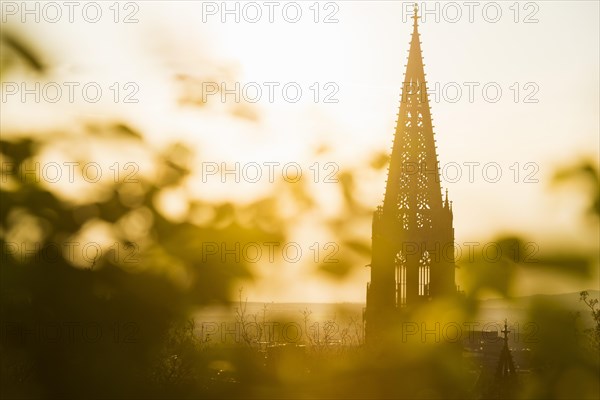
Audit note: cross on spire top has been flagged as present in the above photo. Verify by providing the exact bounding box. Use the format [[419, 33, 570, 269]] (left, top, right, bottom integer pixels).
[[413, 3, 419, 27], [501, 319, 511, 343]]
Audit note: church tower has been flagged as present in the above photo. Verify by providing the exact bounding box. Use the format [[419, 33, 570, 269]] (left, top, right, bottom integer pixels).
[[365, 4, 457, 343]]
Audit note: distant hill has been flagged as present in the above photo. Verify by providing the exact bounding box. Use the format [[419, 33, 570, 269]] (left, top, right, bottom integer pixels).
[[197, 291, 600, 325], [480, 290, 600, 310]]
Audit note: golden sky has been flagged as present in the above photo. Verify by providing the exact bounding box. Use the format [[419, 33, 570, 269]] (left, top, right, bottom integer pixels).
[[2, 1, 599, 302]]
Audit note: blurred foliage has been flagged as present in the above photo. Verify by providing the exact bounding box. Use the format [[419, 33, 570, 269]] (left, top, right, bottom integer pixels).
[[0, 31, 46, 76], [523, 297, 599, 400], [0, 131, 286, 397], [553, 159, 600, 219]]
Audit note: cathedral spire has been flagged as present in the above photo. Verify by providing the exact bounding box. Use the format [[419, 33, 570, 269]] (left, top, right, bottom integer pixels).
[[365, 5, 456, 343], [382, 1, 441, 219]]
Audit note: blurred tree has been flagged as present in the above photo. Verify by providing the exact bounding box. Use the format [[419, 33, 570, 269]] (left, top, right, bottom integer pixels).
[[0, 28, 285, 398], [553, 160, 600, 219]]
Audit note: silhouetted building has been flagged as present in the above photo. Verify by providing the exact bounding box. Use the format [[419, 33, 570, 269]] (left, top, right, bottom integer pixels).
[[476, 320, 519, 399], [365, 4, 457, 343]]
